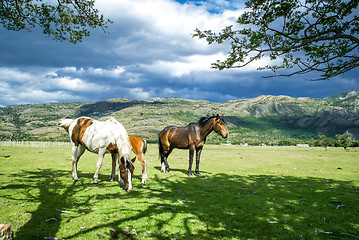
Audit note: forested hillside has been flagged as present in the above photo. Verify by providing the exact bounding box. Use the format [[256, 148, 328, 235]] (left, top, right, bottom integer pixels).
[[1, 90, 359, 145]]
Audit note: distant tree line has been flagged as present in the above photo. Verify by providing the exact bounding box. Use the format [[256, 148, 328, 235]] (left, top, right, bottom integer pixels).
[[227, 131, 357, 149], [314, 131, 355, 150]]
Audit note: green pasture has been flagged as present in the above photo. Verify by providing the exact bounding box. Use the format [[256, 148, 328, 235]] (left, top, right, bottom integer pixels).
[[0, 145, 358, 239]]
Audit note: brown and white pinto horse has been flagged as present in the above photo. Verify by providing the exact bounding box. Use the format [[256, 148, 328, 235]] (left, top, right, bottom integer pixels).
[[158, 114, 228, 177], [58, 117, 135, 191], [110, 136, 148, 183]]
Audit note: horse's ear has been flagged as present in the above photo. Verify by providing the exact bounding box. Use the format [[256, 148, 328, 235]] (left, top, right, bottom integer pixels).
[[131, 157, 136, 163], [120, 156, 125, 165], [215, 114, 220, 120]]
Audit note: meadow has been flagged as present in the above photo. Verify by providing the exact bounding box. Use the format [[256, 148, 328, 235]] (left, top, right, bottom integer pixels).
[[0, 144, 358, 239]]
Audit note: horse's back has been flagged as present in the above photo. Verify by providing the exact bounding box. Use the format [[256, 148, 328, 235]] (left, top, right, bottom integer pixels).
[[71, 117, 130, 154], [159, 124, 199, 149], [159, 125, 184, 141]]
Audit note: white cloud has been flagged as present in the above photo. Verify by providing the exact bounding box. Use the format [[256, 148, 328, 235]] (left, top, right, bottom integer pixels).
[[141, 54, 219, 77], [88, 66, 125, 77], [162, 88, 176, 94], [54, 76, 109, 92], [96, 0, 244, 48], [0, 66, 115, 105], [140, 52, 277, 79], [16, 90, 79, 103], [53, 66, 125, 79], [0, 86, 79, 106], [128, 87, 154, 99], [60, 67, 78, 73], [0, 67, 35, 83]]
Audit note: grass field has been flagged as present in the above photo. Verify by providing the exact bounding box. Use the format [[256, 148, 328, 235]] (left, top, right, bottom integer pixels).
[[0, 144, 358, 239]]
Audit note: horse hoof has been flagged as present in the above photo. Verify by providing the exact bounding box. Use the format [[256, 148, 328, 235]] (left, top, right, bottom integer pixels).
[[195, 172, 201, 177], [188, 173, 193, 177], [93, 180, 99, 184]]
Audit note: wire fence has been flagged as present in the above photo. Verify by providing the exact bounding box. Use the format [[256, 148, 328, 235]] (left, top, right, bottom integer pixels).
[[0, 140, 71, 148]]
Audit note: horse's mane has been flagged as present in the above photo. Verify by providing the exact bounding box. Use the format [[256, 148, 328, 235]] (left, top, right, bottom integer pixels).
[[126, 159, 134, 169], [198, 115, 224, 127]]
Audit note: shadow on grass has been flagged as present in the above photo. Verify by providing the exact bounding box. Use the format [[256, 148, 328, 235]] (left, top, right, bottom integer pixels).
[[2, 169, 359, 239], [153, 166, 212, 176], [1, 169, 115, 239]]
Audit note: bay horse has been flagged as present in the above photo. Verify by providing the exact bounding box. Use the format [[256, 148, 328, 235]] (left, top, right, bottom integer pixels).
[[58, 117, 135, 191], [158, 114, 228, 177], [110, 136, 148, 184]]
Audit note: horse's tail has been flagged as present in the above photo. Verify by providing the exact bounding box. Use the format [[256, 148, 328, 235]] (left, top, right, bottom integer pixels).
[[158, 133, 164, 160], [141, 139, 147, 155]]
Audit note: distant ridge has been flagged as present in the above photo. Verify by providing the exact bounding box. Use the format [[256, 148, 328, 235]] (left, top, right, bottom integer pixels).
[[0, 90, 358, 144], [324, 90, 359, 101]]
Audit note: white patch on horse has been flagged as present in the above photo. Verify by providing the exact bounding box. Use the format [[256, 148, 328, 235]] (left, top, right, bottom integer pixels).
[[127, 169, 132, 191], [161, 162, 166, 172]]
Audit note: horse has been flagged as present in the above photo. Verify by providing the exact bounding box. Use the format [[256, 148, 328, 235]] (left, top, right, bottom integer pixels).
[[158, 114, 228, 177], [58, 117, 135, 191], [110, 136, 148, 184]]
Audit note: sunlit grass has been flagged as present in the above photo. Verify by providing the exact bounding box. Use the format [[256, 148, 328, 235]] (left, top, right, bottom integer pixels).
[[0, 145, 358, 239]]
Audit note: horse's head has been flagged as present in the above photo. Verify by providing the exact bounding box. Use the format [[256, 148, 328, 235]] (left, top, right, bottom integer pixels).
[[119, 156, 136, 191], [57, 118, 74, 133], [213, 114, 229, 139]]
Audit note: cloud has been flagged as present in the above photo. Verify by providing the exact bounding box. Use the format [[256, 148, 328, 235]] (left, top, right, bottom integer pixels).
[[0, 67, 114, 105], [128, 87, 154, 100], [53, 76, 110, 92], [140, 54, 220, 78], [88, 66, 125, 77], [0, 86, 79, 106], [0, 0, 358, 107], [0, 67, 35, 83]]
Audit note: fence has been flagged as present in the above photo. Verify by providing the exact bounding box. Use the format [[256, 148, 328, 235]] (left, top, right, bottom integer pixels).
[[0, 140, 71, 148]]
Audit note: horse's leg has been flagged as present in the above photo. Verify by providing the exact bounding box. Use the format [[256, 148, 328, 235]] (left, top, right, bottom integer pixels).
[[160, 154, 166, 173], [161, 148, 172, 173], [117, 155, 125, 188], [195, 147, 203, 176], [160, 142, 171, 173], [72, 145, 85, 182], [159, 135, 171, 173], [188, 146, 195, 177], [137, 153, 147, 183], [109, 152, 117, 182], [93, 148, 106, 184]]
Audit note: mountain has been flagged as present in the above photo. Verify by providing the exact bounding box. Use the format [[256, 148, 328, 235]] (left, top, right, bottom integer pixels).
[[1, 91, 359, 144], [324, 89, 359, 101]]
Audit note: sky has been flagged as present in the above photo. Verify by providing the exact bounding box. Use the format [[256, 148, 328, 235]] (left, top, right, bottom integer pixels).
[[0, 0, 358, 106]]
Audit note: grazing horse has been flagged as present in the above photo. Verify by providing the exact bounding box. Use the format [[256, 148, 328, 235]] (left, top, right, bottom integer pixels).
[[58, 117, 135, 191], [158, 114, 228, 177], [110, 136, 148, 183]]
